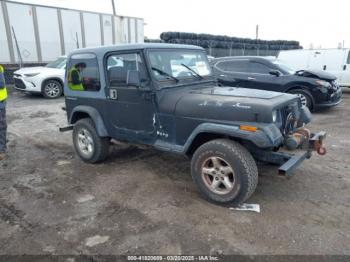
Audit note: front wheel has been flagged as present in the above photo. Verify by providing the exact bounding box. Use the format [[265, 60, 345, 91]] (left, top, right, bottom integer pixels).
[[73, 118, 110, 163], [42, 79, 63, 99], [288, 89, 313, 110], [191, 139, 258, 206]]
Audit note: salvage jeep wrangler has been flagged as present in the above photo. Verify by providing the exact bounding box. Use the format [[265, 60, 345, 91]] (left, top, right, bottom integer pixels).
[[61, 44, 326, 206]]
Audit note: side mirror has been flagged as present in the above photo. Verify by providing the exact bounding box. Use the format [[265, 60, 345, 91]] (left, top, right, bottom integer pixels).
[[269, 70, 280, 77], [126, 70, 141, 87]]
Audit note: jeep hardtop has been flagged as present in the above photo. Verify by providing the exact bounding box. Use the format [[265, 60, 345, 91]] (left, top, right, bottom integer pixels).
[[61, 43, 326, 206]]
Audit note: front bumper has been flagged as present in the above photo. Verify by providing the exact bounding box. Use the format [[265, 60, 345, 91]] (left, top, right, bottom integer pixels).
[[315, 88, 342, 108], [252, 131, 327, 177], [13, 75, 42, 93], [278, 131, 326, 176], [315, 98, 342, 109]]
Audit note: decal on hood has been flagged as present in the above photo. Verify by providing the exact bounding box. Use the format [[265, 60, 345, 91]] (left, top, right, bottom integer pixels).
[[232, 102, 251, 109]]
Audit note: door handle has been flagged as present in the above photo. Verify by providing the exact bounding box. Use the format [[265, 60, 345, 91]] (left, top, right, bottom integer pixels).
[[323, 65, 327, 70], [343, 65, 347, 70], [109, 89, 118, 100], [247, 77, 256, 80]]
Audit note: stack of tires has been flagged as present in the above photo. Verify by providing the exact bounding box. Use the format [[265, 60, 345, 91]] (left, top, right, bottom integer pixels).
[[145, 32, 302, 57], [159, 32, 301, 51]]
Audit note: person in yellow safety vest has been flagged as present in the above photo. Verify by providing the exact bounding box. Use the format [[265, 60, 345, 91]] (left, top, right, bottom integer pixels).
[[0, 65, 8, 160], [67, 63, 86, 91]]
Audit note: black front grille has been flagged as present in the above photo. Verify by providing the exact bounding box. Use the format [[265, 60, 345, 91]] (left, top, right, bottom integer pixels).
[[280, 107, 290, 134], [14, 78, 26, 90], [280, 102, 299, 135]]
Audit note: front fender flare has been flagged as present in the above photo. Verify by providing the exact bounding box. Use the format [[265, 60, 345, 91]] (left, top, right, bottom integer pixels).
[[183, 123, 283, 153], [69, 105, 108, 137]]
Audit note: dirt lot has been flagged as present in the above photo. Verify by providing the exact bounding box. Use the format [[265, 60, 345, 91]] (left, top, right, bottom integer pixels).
[[0, 87, 349, 255]]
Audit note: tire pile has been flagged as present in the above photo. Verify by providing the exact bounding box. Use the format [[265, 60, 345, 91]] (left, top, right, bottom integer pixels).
[[159, 32, 302, 50], [146, 32, 302, 57]]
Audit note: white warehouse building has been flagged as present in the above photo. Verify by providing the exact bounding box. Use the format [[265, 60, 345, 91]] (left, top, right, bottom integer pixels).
[[0, 0, 144, 64]]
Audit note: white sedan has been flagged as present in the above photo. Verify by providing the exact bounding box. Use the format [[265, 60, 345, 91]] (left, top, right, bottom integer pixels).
[[13, 56, 66, 99]]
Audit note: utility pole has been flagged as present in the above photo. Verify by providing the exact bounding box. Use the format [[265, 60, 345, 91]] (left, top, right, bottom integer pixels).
[[111, 0, 116, 15]]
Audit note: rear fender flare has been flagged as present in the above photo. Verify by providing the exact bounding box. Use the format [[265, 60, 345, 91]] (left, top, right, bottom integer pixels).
[[69, 105, 109, 137]]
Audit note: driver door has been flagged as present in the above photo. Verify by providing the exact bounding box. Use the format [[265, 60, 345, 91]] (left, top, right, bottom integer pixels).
[[105, 52, 156, 143]]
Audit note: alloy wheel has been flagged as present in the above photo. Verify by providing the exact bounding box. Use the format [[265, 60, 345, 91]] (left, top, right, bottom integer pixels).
[[77, 128, 94, 158], [201, 156, 236, 195], [44, 82, 61, 98], [296, 93, 308, 107]]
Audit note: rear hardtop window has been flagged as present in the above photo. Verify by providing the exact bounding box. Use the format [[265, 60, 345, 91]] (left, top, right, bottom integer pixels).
[[67, 53, 101, 92]]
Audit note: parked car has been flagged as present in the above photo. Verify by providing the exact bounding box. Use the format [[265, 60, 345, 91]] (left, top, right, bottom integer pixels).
[[13, 56, 66, 99], [210, 56, 342, 110], [60, 44, 326, 206], [278, 48, 350, 87]]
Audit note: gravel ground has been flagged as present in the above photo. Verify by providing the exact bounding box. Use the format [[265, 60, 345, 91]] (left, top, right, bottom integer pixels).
[[0, 87, 349, 255]]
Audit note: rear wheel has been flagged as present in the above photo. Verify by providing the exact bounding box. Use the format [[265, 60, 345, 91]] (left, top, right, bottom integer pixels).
[[73, 118, 110, 163], [288, 89, 313, 110], [191, 139, 258, 206]]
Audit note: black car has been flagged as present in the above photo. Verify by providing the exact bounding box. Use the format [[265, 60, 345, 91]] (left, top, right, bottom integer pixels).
[[211, 56, 342, 110], [60, 44, 326, 206]]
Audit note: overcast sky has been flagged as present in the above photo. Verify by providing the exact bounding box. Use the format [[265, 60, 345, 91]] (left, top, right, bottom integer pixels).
[[13, 0, 350, 48]]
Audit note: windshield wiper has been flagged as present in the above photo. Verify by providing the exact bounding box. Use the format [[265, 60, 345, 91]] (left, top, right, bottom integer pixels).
[[151, 67, 179, 82], [180, 63, 203, 80]]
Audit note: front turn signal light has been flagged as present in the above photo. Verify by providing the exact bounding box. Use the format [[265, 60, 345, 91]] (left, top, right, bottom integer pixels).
[[240, 125, 257, 132]]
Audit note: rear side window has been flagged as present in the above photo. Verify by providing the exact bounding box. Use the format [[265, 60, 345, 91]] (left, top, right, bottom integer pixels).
[[249, 62, 270, 74], [215, 60, 249, 73], [106, 53, 148, 86], [67, 53, 100, 91]]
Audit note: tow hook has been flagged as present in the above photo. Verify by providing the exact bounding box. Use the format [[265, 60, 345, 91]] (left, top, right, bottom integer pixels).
[[314, 139, 327, 155], [309, 131, 327, 156], [285, 128, 327, 156]]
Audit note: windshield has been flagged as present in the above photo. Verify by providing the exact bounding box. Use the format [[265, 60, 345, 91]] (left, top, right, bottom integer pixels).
[[46, 57, 66, 69], [272, 60, 295, 75], [148, 50, 211, 82]]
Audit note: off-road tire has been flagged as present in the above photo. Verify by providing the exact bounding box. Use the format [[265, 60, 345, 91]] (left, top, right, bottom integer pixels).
[[73, 118, 110, 163], [191, 139, 258, 206], [288, 89, 313, 110], [42, 79, 63, 99]]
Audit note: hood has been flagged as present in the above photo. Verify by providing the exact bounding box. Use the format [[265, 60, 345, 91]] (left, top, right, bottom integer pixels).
[[14, 66, 63, 76], [296, 69, 337, 81], [158, 85, 298, 123]]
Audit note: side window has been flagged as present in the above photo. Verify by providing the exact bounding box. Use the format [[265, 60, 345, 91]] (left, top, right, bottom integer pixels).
[[107, 53, 148, 86], [347, 51, 350, 64], [249, 62, 270, 74], [216, 60, 249, 73], [67, 53, 100, 91]]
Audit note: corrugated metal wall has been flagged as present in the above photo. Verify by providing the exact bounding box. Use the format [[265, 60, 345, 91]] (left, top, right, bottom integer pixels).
[[0, 0, 144, 64]]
